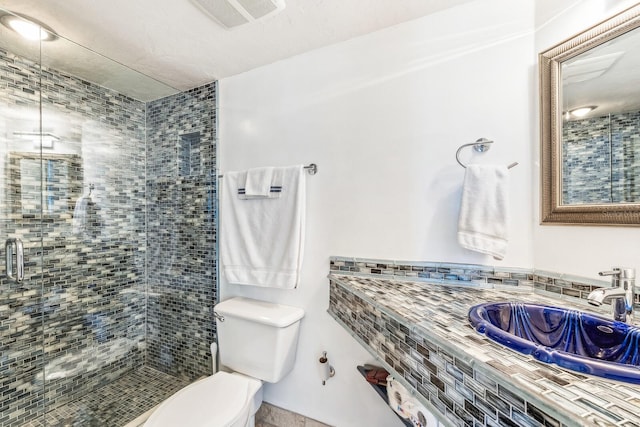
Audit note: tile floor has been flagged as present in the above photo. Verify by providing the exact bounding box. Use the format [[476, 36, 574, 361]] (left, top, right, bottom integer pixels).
[[23, 366, 191, 427], [20, 368, 330, 427], [256, 403, 332, 427]]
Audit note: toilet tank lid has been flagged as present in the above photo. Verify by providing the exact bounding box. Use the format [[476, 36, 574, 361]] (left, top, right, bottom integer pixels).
[[215, 297, 304, 327]]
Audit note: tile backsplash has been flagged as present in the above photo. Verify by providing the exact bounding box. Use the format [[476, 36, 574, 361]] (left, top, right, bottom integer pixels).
[[329, 256, 638, 306]]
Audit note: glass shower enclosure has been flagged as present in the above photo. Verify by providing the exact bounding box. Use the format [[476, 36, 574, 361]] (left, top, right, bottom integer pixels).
[[0, 8, 216, 426]]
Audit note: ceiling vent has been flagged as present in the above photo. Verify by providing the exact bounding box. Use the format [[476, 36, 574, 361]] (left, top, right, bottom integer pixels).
[[192, 0, 286, 29], [563, 52, 624, 84]]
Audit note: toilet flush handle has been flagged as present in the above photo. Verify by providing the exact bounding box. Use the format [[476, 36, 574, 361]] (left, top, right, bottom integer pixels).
[[214, 311, 225, 322]]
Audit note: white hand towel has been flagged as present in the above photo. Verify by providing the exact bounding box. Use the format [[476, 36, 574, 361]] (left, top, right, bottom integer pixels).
[[220, 165, 305, 288], [457, 164, 509, 260], [73, 196, 88, 234], [244, 166, 274, 197]]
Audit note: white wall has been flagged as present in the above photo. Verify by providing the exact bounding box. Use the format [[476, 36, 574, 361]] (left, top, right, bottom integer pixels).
[[533, 0, 640, 279], [219, 1, 535, 425]]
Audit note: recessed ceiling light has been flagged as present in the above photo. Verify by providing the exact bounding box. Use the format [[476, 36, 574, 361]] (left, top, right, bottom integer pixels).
[[569, 106, 597, 118], [0, 12, 57, 41]]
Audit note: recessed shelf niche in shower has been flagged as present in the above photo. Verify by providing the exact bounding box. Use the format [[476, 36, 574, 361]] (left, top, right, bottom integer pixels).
[[178, 132, 201, 177]]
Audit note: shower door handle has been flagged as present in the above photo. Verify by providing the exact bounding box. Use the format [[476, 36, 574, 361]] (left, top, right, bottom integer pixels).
[[6, 238, 24, 283]]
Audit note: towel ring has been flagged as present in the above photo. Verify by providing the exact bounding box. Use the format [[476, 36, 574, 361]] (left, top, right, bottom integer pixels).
[[456, 138, 518, 169]]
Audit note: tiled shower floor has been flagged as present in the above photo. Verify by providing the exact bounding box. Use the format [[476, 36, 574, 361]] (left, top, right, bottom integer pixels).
[[23, 366, 192, 427]]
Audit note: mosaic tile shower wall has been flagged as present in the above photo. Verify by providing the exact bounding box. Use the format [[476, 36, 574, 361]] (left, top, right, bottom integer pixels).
[[0, 47, 148, 426], [146, 83, 217, 379], [562, 110, 640, 204]]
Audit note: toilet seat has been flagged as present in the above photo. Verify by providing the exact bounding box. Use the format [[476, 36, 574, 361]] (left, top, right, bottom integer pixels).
[[145, 372, 262, 427]]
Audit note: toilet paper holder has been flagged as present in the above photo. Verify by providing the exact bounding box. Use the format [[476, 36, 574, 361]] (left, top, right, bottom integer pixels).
[[319, 351, 335, 385]]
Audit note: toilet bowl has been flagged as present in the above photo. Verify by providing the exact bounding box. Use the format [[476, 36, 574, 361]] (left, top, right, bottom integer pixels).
[[144, 297, 304, 427], [145, 371, 262, 427]]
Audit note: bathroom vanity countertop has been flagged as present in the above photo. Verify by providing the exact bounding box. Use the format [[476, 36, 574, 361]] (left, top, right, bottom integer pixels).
[[328, 273, 640, 427]]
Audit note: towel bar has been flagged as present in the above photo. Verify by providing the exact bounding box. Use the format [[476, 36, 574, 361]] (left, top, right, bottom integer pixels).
[[218, 163, 317, 178], [456, 138, 518, 169]]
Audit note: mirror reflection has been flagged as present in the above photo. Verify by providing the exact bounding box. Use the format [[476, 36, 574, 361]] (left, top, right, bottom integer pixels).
[[561, 26, 640, 205], [9, 152, 82, 216]]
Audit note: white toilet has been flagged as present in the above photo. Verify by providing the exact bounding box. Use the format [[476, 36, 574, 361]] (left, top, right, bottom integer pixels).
[[145, 296, 305, 427]]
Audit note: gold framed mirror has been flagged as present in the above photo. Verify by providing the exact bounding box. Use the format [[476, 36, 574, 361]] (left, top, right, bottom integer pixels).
[[540, 4, 640, 225]]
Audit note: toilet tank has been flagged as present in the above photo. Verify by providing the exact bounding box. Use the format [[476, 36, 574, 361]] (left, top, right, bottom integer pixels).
[[215, 297, 305, 383]]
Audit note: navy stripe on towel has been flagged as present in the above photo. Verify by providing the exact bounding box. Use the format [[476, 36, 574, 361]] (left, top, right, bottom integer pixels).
[[238, 186, 282, 195]]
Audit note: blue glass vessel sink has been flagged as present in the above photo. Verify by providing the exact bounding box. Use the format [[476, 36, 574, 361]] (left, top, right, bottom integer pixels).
[[468, 302, 640, 383]]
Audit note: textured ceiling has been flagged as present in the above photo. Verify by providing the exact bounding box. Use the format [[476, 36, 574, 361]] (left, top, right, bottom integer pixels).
[[0, 0, 474, 96]]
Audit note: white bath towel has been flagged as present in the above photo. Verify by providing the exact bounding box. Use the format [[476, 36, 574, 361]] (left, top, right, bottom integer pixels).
[[220, 165, 305, 288], [457, 164, 509, 260], [244, 166, 274, 198]]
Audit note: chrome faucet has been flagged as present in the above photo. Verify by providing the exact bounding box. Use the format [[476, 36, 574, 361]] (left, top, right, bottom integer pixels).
[[587, 267, 635, 323]]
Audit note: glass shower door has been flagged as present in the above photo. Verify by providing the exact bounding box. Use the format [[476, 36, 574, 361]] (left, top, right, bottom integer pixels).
[[36, 33, 161, 425], [0, 14, 46, 426], [36, 26, 181, 426], [0, 8, 211, 425]]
